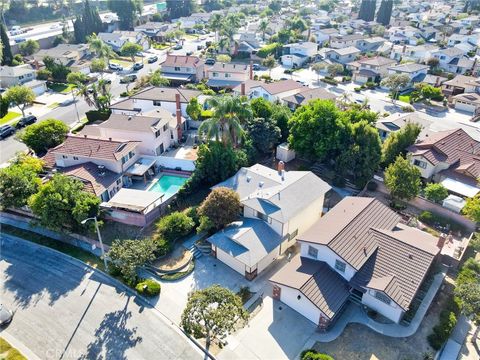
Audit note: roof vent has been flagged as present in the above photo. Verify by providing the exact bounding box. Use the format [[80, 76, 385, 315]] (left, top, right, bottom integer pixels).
[[408, 254, 413, 260], [246, 175, 251, 182], [259, 181, 264, 188], [128, 116, 132, 121]]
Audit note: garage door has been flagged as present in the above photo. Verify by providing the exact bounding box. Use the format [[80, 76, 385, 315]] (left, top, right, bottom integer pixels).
[[216, 248, 245, 275]]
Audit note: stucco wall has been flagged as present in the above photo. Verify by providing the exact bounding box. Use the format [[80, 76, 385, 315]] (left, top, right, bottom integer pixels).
[[276, 284, 322, 325], [257, 245, 280, 273], [362, 290, 404, 323], [216, 247, 246, 275]]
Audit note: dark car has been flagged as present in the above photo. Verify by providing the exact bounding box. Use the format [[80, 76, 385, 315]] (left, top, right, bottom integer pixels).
[[147, 56, 158, 63], [252, 63, 261, 71], [133, 62, 144, 71], [173, 44, 183, 50], [186, 51, 193, 56], [15, 115, 37, 128], [0, 125, 15, 139], [120, 74, 137, 83], [205, 58, 215, 66]]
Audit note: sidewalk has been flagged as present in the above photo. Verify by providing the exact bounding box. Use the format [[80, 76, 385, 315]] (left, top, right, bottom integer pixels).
[[438, 315, 473, 360]]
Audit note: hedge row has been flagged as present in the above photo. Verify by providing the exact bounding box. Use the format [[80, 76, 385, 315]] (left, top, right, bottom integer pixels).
[[427, 296, 461, 350]]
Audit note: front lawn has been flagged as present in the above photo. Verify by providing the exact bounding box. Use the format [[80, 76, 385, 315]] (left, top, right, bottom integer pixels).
[[398, 94, 411, 103], [47, 82, 76, 94], [0, 111, 21, 125], [0, 338, 27, 360]]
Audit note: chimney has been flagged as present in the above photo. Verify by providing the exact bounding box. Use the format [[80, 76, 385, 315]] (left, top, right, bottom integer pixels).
[[175, 93, 182, 140], [249, 60, 253, 80], [402, 45, 406, 54], [109, 137, 112, 141], [84, 134, 87, 138], [437, 233, 447, 250], [277, 160, 285, 174], [241, 83, 246, 96], [435, 76, 440, 87]]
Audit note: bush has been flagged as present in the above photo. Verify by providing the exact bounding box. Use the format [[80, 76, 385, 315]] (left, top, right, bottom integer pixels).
[[257, 42, 281, 58], [120, 91, 130, 97], [354, 87, 362, 92], [401, 105, 415, 112], [418, 211, 466, 234], [154, 211, 195, 243], [342, 76, 352, 82], [37, 69, 52, 80], [85, 109, 111, 123], [366, 181, 378, 191], [365, 81, 376, 89], [183, 206, 200, 227], [321, 77, 338, 85], [300, 349, 334, 360], [135, 279, 161, 297], [427, 296, 460, 350]]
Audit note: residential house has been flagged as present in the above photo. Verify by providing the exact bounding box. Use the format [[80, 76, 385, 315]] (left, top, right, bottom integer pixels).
[[408, 128, 480, 198], [441, 75, 480, 97], [160, 55, 205, 84], [172, 12, 212, 29], [240, 79, 306, 102], [207, 163, 331, 279], [134, 22, 173, 42], [387, 63, 429, 83], [270, 197, 440, 329], [98, 31, 149, 52], [34, 44, 90, 71], [325, 47, 361, 65], [282, 87, 337, 111], [330, 34, 365, 49], [235, 32, 262, 57], [355, 37, 386, 53], [281, 42, 318, 68], [430, 47, 473, 74], [0, 65, 46, 95], [313, 28, 339, 46], [375, 112, 432, 141], [347, 56, 397, 84], [206, 62, 250, 89], [452, 93, 480, 115], [387, 26, 422, 45]]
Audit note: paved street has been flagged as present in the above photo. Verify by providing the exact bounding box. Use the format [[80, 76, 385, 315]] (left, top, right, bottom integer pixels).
[[0, 235, 202, 360]]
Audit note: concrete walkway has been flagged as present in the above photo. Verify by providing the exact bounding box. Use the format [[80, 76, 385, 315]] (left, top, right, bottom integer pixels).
[[439, 315, 472, 360], [304, 268, 447, 347]]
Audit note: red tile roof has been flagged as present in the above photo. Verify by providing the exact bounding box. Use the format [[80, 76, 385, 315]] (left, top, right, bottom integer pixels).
[[160, 54, 202, 68]]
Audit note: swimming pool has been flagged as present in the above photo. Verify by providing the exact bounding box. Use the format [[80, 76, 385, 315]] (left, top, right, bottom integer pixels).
[[148, 174, 189, 199]]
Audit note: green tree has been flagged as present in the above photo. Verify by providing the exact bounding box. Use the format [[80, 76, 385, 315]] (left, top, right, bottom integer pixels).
[[217, 54, 231, 63], [77, 79, 112, 111], [121, 41, 143, 63], [18, 39, 40, 56], [424, 183, 449, 203], [246, 117, 281, 154], [43, 56, 71, 82], [198, 187, 241, 231], [149, 70, 170, 87], [28, 174, 100, 231], [66, 71, 87, 85], [4, 85, 35, 118], [199, 96, 253, 145], [166, 0, 196, 20], [262, 55, 276, 76], [108, 0, 143, 30], [73, 0, 103, 43], [288, 99, 348, 160], [154, 211, 195, 243], [372, 24, 386, 36], [91, 58, 107, 73], [381, 123, 422, 166], [186, 97, 202, 121], [455, 282, 480, 321], [108, 238, 157, 285], [341, 108, 379, 124], [426, 57, 439, 69], [327, 63, 343, 77], [259, 19, 269, 41], [381, 73, 410, 103], [271, 104, 291, 142], [209, 13, 223, 42], [463, 196, 480, 223], [181, 285, 249, 347], [250, 97, 273, 120], [18, 118, 68, 154], [384, 155, 421, 201], [376, 0, 393, 26], [311, 63, 325, 84], [420, 84, 444, 101], [0, 94, 9, 118], [0, 24, 13, 65], [0, 155, 44, 209], [87, 34, 115, 66]]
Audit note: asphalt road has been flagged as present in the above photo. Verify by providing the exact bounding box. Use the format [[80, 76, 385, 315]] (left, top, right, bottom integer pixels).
[[0, 235, 202, 360]]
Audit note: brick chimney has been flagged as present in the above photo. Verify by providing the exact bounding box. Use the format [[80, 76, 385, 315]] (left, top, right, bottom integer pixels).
[[241, 83, 246, 96], [437, 233, 447, 250], [249, 60, 253, 80], [175, 93, 182, 141]]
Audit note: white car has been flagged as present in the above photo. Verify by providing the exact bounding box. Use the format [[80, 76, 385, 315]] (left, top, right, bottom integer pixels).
[[0, 304, 13, 326], [60, 98, 76, 106]]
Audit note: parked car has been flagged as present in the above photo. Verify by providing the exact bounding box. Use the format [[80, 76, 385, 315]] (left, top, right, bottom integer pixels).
[[120, 74, 137, 83], [186, 51, 193, 56], [15, 115, 37, 128], [197, 44, 204, 50], [205, 58, 216, 65], [14, 38, 26, 43], [0, 304, 13, 326], [108, 63, 123, 71], [173, 44, 183, 50], [147, 56, 158, 63], [252, 63, 261, 71], [0, 125, 15, 139], [60, 98, 76, 106], [133, 62, 144, 71]]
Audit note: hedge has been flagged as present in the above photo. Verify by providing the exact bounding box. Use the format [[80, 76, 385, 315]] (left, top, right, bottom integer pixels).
[[135, 279, 161, 297], [85, 109, 111, 123], [257, 42, 282, 58], [321, 77, 338, 85], [427, 296, 461, 350], [418, 211, 467, 234], [300, 349, 334, 360]]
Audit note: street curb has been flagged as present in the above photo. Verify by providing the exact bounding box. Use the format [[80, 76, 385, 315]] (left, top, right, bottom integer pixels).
[[1, 235, 214, 360], [1, 331, 42, 360]]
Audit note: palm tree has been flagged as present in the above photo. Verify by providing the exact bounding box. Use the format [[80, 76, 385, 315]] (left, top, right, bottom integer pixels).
[[209, 13, 223, 42], [337, 91, 352, 110], [198, 96, 253, 145], [259, 19, 269, 41], [218, 37, 231, 53], [87, 34, 115, 67]]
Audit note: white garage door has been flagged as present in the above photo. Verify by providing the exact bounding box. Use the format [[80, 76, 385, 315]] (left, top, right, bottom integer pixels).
[[216, 248, 245, 275]]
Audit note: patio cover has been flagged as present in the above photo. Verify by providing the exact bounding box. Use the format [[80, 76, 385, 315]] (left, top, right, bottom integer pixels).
[[440, 177, 480, 198], [206, 79, 243, 88], [162, 73, 192, 81], [125, 157, 157, 177], [106, 188, 163, 212]]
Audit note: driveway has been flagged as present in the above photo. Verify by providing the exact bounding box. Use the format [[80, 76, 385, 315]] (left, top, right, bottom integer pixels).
[[0, 235, 201, 360]]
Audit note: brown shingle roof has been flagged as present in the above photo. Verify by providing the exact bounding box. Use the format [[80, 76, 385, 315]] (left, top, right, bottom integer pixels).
[[251, 79, 305, 95], [131, 86, 201, 102], [160, 54, 202, 68], [282, 87, 337, 105], [50, 135, 140, 162], [59, 162, 121, 196]]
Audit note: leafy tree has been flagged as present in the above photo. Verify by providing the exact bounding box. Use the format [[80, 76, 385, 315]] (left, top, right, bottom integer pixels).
[[108, 0, 143, 30], [73, 0, 103, 43], [381, 123, 422, 166], [384, 155, 421, 201], [424, 183, 449, 203], [262, 55, 276, 76], [372, 24, 386, 36], [259, 19, 270, 41], [271, 104, 291, 142], [327, 63, 343, 77], [182, 285, 249, 347], [0, 24, 12, 65], [0, 155, 44, 209], [166, 0, 196, 20], [420, 84, 444, 101], [91, 58, 107, 73], [199, 96, 253, 145], [311, 63, 325, 84], [18, 39, 40, 56], [358, 0, 377, 21], [341, 108, 379, 124], [108, 238, 157, 285], [381, 73, 410, 103], [186, 97, 202, 121], [455, 282, 480, 321], [198, 187, 241, 231], [288, 99, 348, 160], [154, 211, 195, 243], [250, 97, 273, 120], [148, 70, 170, 87], [376, 0, 393, 26], [217, 54, 231, 63], [36, 69, 52, 80], [0, 94, 9, 118], [121, 41, 143, 63], [43, 56, 71, 82], [77, 79, 112, 111], [18, 118, 68, 154], [28, 174, 100, 231], [66, 71, 87, 85], [427, 57, 439, 69], [246, 117, 281, 154], [87, 34, 116, 66], [4, 85, 36, 118], [463, 196, 480, 223], [209, 13, 223, 42]]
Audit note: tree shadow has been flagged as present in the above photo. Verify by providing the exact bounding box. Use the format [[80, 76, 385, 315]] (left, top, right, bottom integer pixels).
[[79, 299, 142, 360]]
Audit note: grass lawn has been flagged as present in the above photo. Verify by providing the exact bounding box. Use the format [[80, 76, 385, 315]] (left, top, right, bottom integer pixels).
[[1, 224, 105, 272], [398, 94, 411, 103], [47, 102, 60, 109], [183, 34, 198, 41], [47, 82, 76, 94], [0, 111, 21, 125], [0, 337, 27, 360]]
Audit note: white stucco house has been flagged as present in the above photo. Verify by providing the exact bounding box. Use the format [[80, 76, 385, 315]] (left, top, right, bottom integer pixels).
[[270, 197, 440, 330], [281, 42, 318, 68], [207, 163, 331, 280]]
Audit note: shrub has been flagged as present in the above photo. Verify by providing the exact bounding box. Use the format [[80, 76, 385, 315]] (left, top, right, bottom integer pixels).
[[366, 181, 378, 191], [321, 77, 338, 85], [401, 105, 415, 112], [419, 211, 434, 224], [300, 349, 334, 360], [85, 109, 111, 123], [184, 206, 200, 227], [260, 74, 272, 82], [37, 69, 52, 80], [354, 87, 362, 92], [257, 42, 281, 58], [365, 81, 376, 89], [424, 183, 448, 203], [120, 91, 130, 97], [154, 211, 195, 243], [342, 76, 352, 82], [237, 286, 252, 303], [418, 211, 466, 234], [135, 279, 161, 297]]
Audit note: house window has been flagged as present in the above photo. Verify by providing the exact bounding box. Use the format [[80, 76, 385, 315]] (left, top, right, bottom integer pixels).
[[155, 129, 161, 138], [256, 211, 268, 222], [129, 151, 135, 158], [174, 66, 181, 71], [116, 178, 122, 185], [374, 291, 392, 305], [121, 155, 129, 164], [225, 73, 231, 78], [335, 259, 346, 273], [62, 155, 68, 159], [413, 159, 427, 169], [153, 101, 162, 106], [73, 156, 79, 160], [212, 72, 219, 77], [308, 245, 318, 259], [163, 124, 168, 131]]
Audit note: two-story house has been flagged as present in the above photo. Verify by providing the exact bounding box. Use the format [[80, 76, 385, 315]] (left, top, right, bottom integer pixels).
[[270, 197, 440, 329], [348, 56, 397, 84], [206, 163, 331, 280], [330, 34, 365, 49], [160, 55, 205, 84], [408, 128, 480, 198], [430, 47, 472, 74], [441, 75, 480, 98], [281, 42, 318, 68], [98, 31, 150, 52], [206, 62, 250, 89], [325, 47, 361, 65], [355, 37, 386, 53], [387, 63, 429, 83], [313, 28, 339, 46], [387, 26, 422, 45], [375, 112, 432, 142], [0, 65, 46, 95]]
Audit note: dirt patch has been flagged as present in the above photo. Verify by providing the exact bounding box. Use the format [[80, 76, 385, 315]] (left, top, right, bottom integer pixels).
[[153, 249, 192, 271], [313, 279, 455, 360]]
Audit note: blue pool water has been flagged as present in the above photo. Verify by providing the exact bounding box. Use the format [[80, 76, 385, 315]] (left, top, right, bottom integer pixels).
[[148, 175, 188, 198]]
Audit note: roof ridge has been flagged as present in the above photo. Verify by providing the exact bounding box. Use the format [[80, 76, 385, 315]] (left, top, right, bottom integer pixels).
[[369, 227, 436, 255]]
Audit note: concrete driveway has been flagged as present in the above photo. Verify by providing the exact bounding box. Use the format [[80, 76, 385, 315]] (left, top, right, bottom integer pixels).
[[219, 296, 317, 360], [0, 235, 201, 360]]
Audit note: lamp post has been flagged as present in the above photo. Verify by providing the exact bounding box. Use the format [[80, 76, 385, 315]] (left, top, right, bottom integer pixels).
[[81, 216, 108, 271]]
